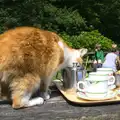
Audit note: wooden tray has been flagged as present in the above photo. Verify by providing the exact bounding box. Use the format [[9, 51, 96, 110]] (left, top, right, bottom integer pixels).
[[54, 80, 120, 105]]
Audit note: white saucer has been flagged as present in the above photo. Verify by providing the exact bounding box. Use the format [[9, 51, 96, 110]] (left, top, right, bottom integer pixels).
[[76, 91, 116, 101], [108, 85, 116, 90]]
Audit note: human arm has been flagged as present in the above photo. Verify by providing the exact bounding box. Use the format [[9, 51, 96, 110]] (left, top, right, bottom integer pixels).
[[100, 51, 104, 62]]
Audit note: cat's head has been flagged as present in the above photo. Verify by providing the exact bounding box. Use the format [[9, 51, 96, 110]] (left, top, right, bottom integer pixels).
[[79, 48, 88, 57], [66, 48, 88, 67], [76, 48, 88, 64]]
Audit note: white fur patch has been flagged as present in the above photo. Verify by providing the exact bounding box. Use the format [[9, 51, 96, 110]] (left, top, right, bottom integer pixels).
[[73, 50, 80, 60], [21, 93, 31, 105], [40, 92, 50, 100], [28, 97, 44, 107], [57, 42, 81, 68]]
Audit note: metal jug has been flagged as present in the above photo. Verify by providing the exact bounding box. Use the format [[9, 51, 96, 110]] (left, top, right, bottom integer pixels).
[[62, 62, 86, 89]]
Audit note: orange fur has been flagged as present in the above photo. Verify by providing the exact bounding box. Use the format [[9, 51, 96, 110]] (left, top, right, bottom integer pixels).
[[0, 26, 87, 109]]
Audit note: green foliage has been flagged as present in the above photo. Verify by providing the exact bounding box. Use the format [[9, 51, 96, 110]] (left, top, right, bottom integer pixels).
[[55, 0, 120, 44], [0, 0, 119, 50], [43, 5, 87, 35], [0, 0, 86, 35], [61, 30, 114, 51]]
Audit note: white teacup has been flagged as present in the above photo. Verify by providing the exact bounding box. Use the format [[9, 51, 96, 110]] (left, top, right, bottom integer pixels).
[[97, 68, 114, 75], [77, 76, 115, 98], [89, 72, 116, 90], [89, 72, 115, 80]]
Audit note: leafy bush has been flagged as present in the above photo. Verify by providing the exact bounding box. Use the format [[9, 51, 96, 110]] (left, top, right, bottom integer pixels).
[[0, 0, 87, 35], [60, 30, 114, 51]]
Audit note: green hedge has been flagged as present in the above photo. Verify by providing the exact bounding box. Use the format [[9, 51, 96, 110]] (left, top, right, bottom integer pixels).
[[60, 30, 114, 51]]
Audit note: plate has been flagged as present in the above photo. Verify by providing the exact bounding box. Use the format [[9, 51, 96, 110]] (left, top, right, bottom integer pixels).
[[108, 84, 116, 90], [76, 91, 116, 101]]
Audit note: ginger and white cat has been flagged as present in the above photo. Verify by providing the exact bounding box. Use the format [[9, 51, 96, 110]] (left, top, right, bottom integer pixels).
[[0, 27, 87, 109]]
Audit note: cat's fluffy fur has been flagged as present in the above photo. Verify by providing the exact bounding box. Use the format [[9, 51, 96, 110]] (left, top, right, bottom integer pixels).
[[0, 27, 87, 109]]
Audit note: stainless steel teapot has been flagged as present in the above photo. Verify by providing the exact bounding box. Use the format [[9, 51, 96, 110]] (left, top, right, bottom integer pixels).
[[62, 62, 86, 89]]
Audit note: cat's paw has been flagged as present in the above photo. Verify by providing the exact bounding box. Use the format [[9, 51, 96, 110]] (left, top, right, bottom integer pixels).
[[40, 92, 50, 100]]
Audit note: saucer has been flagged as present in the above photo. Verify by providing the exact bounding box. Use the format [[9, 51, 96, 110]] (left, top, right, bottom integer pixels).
[[108, 85, 116, 90], [76, 91, 116, 101]]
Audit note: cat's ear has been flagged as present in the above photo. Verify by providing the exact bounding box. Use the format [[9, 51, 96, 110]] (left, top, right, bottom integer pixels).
[[79, 48, 88, 57]]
